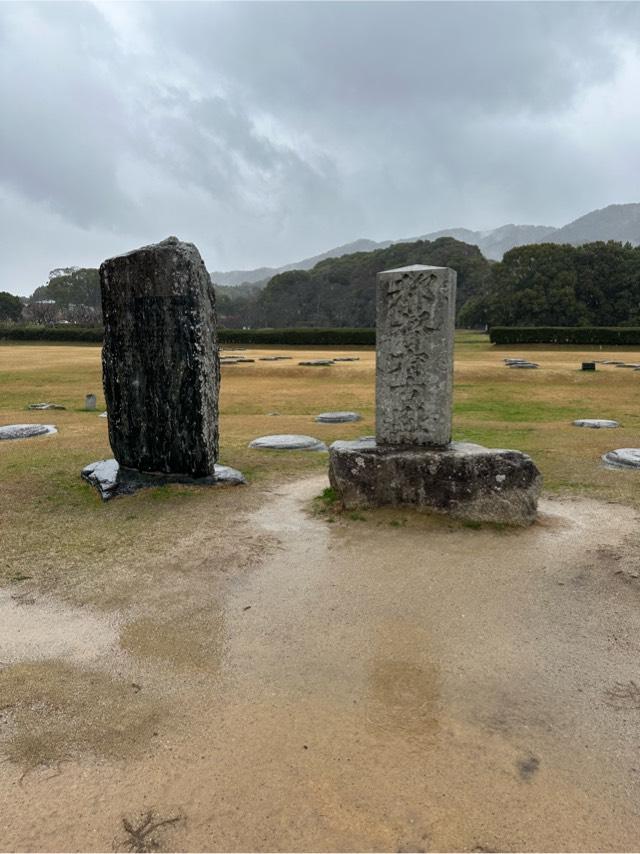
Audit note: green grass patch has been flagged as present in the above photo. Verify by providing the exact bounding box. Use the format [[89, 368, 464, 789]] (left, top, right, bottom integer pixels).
[[454, 398, 577, 423]]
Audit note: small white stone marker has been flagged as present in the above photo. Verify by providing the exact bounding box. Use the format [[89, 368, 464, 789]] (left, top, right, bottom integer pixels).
[[85, 393, 97, 411]]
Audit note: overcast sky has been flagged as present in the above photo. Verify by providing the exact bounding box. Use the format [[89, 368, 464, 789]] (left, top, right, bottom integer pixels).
[[2, 1, 640, 294]]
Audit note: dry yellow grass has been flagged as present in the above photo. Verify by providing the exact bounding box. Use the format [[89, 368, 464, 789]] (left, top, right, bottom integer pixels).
[[1, 334, 639, 600]]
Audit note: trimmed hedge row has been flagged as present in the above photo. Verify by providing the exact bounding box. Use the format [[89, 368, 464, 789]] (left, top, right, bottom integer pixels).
[[218, 327, 375, 345], [0, 323, 104, 342], [490, 326, 640, 346], [0, 324, 376, 346]]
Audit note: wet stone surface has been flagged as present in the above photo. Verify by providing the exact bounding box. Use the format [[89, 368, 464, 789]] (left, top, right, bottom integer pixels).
[[602, 449, 640, 469], [376, 265, 456, 447], [329, 439, 542, 525], [249, 434, 328, 451], [315, 411, 362, 423], [100, 236, 219, 477], [81, 458, 245, 501], [573, 419, 620, 429], [27, 403, 66, 410], [0, 424, 57, 441]]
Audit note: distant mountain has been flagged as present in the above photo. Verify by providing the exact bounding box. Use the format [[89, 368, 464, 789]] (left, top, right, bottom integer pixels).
[[230, 237, 491, 329], [404, 224, 556, 260], [545, 203, 640, 246], [211, 238, 388, 286], [211, 202, 640, 285]]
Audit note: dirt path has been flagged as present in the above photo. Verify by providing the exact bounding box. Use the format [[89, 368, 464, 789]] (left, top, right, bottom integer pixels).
[[2, 476, 640, 852]]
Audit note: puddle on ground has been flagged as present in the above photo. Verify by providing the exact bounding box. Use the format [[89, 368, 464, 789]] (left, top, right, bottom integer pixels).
[[3, 476, 640, 851], [0, 587, 119, 665]]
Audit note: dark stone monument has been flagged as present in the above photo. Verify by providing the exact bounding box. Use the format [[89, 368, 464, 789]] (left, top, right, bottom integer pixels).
[[581, 362, 596, 371], [328, 265, 541, 525], [82, 236, 244, 499], [101, 236, 218, 476]]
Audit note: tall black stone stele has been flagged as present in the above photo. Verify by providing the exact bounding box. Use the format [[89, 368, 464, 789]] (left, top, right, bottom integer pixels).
[[100, 236, 219, 477]]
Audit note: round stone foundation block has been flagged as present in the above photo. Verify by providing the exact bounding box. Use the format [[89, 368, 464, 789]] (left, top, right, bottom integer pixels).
[[0, 424, 57, 441], [602, 449, 640, 470], [328, 439, 542, 525]]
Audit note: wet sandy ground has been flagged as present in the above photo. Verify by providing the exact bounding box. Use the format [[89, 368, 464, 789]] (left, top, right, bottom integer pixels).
[[3, 475, 640, 852]]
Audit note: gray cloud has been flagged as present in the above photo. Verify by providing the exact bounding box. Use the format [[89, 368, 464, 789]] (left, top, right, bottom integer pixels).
[[1, 1, 640, 294]]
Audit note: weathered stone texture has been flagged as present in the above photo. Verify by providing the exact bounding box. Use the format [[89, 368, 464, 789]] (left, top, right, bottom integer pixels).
[[315, 411, 361, 423], [376, 265, 456, 447], [329, 439, 541, 525], [602, 448, 640, 469], [0, 424, 57, 441], [100, 236, 219, 477], [81, 458, 245, 501], [573, 419, 619, 429], [249, 434, 327, 451]]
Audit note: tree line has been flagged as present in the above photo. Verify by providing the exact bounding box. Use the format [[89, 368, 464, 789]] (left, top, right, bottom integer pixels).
[[0, 267, 102, 324], [4, 238, 640, 329], [218, 238, 640, 329], [459, 240, 640, 328], [217, 237, 491, 327]]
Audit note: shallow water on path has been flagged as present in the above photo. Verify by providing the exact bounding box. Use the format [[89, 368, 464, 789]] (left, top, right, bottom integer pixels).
[[0, 587, 119, 665], [2, 477, 640, 852]]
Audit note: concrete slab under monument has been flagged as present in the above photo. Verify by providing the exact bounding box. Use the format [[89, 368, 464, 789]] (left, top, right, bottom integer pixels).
[[328, 264, 541, 525]]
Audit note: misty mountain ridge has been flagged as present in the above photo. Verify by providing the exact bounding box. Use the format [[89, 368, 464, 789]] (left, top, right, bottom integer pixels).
[[211, 239, 385, 287], [211, 203, 640, 286]]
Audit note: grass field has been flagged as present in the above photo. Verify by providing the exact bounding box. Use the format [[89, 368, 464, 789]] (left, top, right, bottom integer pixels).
[[4, 333, 640, 850], [1, 332, 640, 597]]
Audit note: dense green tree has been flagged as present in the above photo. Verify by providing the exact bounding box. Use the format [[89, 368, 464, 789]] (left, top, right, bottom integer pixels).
[[236, 237, 491, 328], [32, 268, 101, 307], [0, 291, 23, 322], [471, 241, 640, 328]]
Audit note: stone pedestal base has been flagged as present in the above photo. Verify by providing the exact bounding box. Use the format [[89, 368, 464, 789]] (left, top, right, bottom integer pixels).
[[328, 439, 541, 525], [82, 459, 245, 501]]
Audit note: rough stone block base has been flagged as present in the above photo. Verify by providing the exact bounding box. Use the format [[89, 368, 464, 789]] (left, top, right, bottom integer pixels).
[[328, 439, 541, 525], [82, 458, 245, 501]]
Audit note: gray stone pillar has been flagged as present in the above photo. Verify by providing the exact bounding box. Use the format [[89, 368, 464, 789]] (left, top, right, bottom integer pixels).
[[100, 236, 219, 477], [376, 264, 456, 447]]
